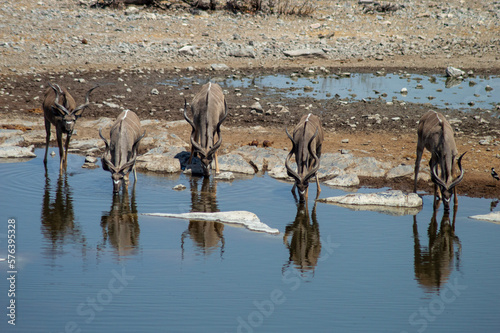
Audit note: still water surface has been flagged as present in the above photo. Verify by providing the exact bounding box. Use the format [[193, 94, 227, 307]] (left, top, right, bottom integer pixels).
[[170, 72, 500, 111], [1, 150, 499, 332]]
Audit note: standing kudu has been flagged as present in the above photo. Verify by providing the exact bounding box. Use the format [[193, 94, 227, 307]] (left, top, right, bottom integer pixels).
[[43, 83, 98, 172], [285, 113, 324, 202], [414, 110, 466, 210], [184, 82, 228, 177], [99, 110, 145, 193]]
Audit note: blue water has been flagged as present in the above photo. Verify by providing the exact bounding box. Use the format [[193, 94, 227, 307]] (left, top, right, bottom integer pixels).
[[0, 150, 499, 332], [170, 72, 500, 111]]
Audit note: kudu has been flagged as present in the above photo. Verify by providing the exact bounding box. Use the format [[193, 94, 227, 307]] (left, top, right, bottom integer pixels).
[[414, 110, 465, 210], [283, 202, 321, 273], [99, 110, 145, 193], [285, 113, 324, 202], [413, 204, 461, 292], [43, 83, 98, 172], [183, 82, 228, 177]]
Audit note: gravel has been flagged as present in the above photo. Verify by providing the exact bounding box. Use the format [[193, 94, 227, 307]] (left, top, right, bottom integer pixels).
[[1, 0, 499, 74]]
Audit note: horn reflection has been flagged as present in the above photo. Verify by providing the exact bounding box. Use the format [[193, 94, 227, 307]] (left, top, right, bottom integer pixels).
[[100, 186, 140, 257], [181, 177, 225, 258], [413, 204, 461, 293], [283, 202, 322, 275], [41, 173, 86, 260]]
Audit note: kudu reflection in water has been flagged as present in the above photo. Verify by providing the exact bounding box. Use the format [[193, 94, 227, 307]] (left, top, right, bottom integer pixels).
[[283, 202, 322, 275], [41, 173, 86, 259], [181, 177, 225, 258], [413, 204, 461, 293], [100, 187, 140, 257]]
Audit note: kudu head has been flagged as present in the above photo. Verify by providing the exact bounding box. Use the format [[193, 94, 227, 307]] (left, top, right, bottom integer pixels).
[[184, 99, 228, 177], [48, 82, 98, 134], [285, 128, 320, 202], [99, 129, 145, 193], [430, 152, 466, 211]]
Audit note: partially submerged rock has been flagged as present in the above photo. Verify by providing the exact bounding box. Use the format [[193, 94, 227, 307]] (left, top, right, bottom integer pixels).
[[143, 211, 279, 234], [328, 202, 422, 216], [318, 190, 422, 208], [0, 145, 36, 159], [469, 212, 500, 225]]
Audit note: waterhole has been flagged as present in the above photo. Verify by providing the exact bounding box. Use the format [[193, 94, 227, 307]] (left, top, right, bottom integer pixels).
[[0, 150, 499, 332]]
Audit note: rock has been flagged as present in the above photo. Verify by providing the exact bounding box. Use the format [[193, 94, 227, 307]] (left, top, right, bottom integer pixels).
[[229, 47, 256, 58], [217, 153, 255, 174], [479, 137, 492, 145], [283, 49, 327, 58], [179, 45, 196, 56], [320, 153, 355, 171], [102, 101, 121, 108], [214, 171, 235, 180], [173, 184, 186, 191], [469, 212, 500, 224], [324, 174, 359, 187], [250, 101, 263, 113], [69, 139, 104, 152], [386, 164, 414, 178], [0, 135, 24, 147], [85, 155, 98, 163], [347, 156, 388, 177], [124, 6, 140, 15], [319, 190, 422, 208], [233, 146, 286, 171], [0, 145, 36, 158], [211, 63, 230, 71], [400, 87, 408, 94], [446, 66, 465, 78], [143, 211, 280, 234], [136, 153, 182, 173], [268, 165, 291, 180]]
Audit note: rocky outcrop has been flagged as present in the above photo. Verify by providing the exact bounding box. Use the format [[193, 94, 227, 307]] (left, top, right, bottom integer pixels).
[[143, 211, 280, 234], [319, 190, 423, 208]]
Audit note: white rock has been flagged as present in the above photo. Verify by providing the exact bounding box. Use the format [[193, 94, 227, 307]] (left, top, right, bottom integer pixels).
[[469, 212, 500, 224], [446, 66, 465, 78], [283, 49, 327, 58], [143, 211, 279, 234], [386, 164, 414, 179], [214, 172, 235, 180], [268, 165, 292, 180], [0, 145, 36, 158], [324, 174, 359, 187], [319, 190, 422, 207], [136, 154, 182, 173], [173, 184, 186, 191], [179, 45, 196, 56]]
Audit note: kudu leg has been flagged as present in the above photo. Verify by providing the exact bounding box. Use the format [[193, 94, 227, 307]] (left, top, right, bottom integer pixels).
[[188, 146, 194, 165], [214, 151, 219, 174], [62, 133, 71, 170], [56, 130, 64, 172], [43, 118, 51, 166], [315, 174, 321, 200], [413, 148, 423, 193]]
